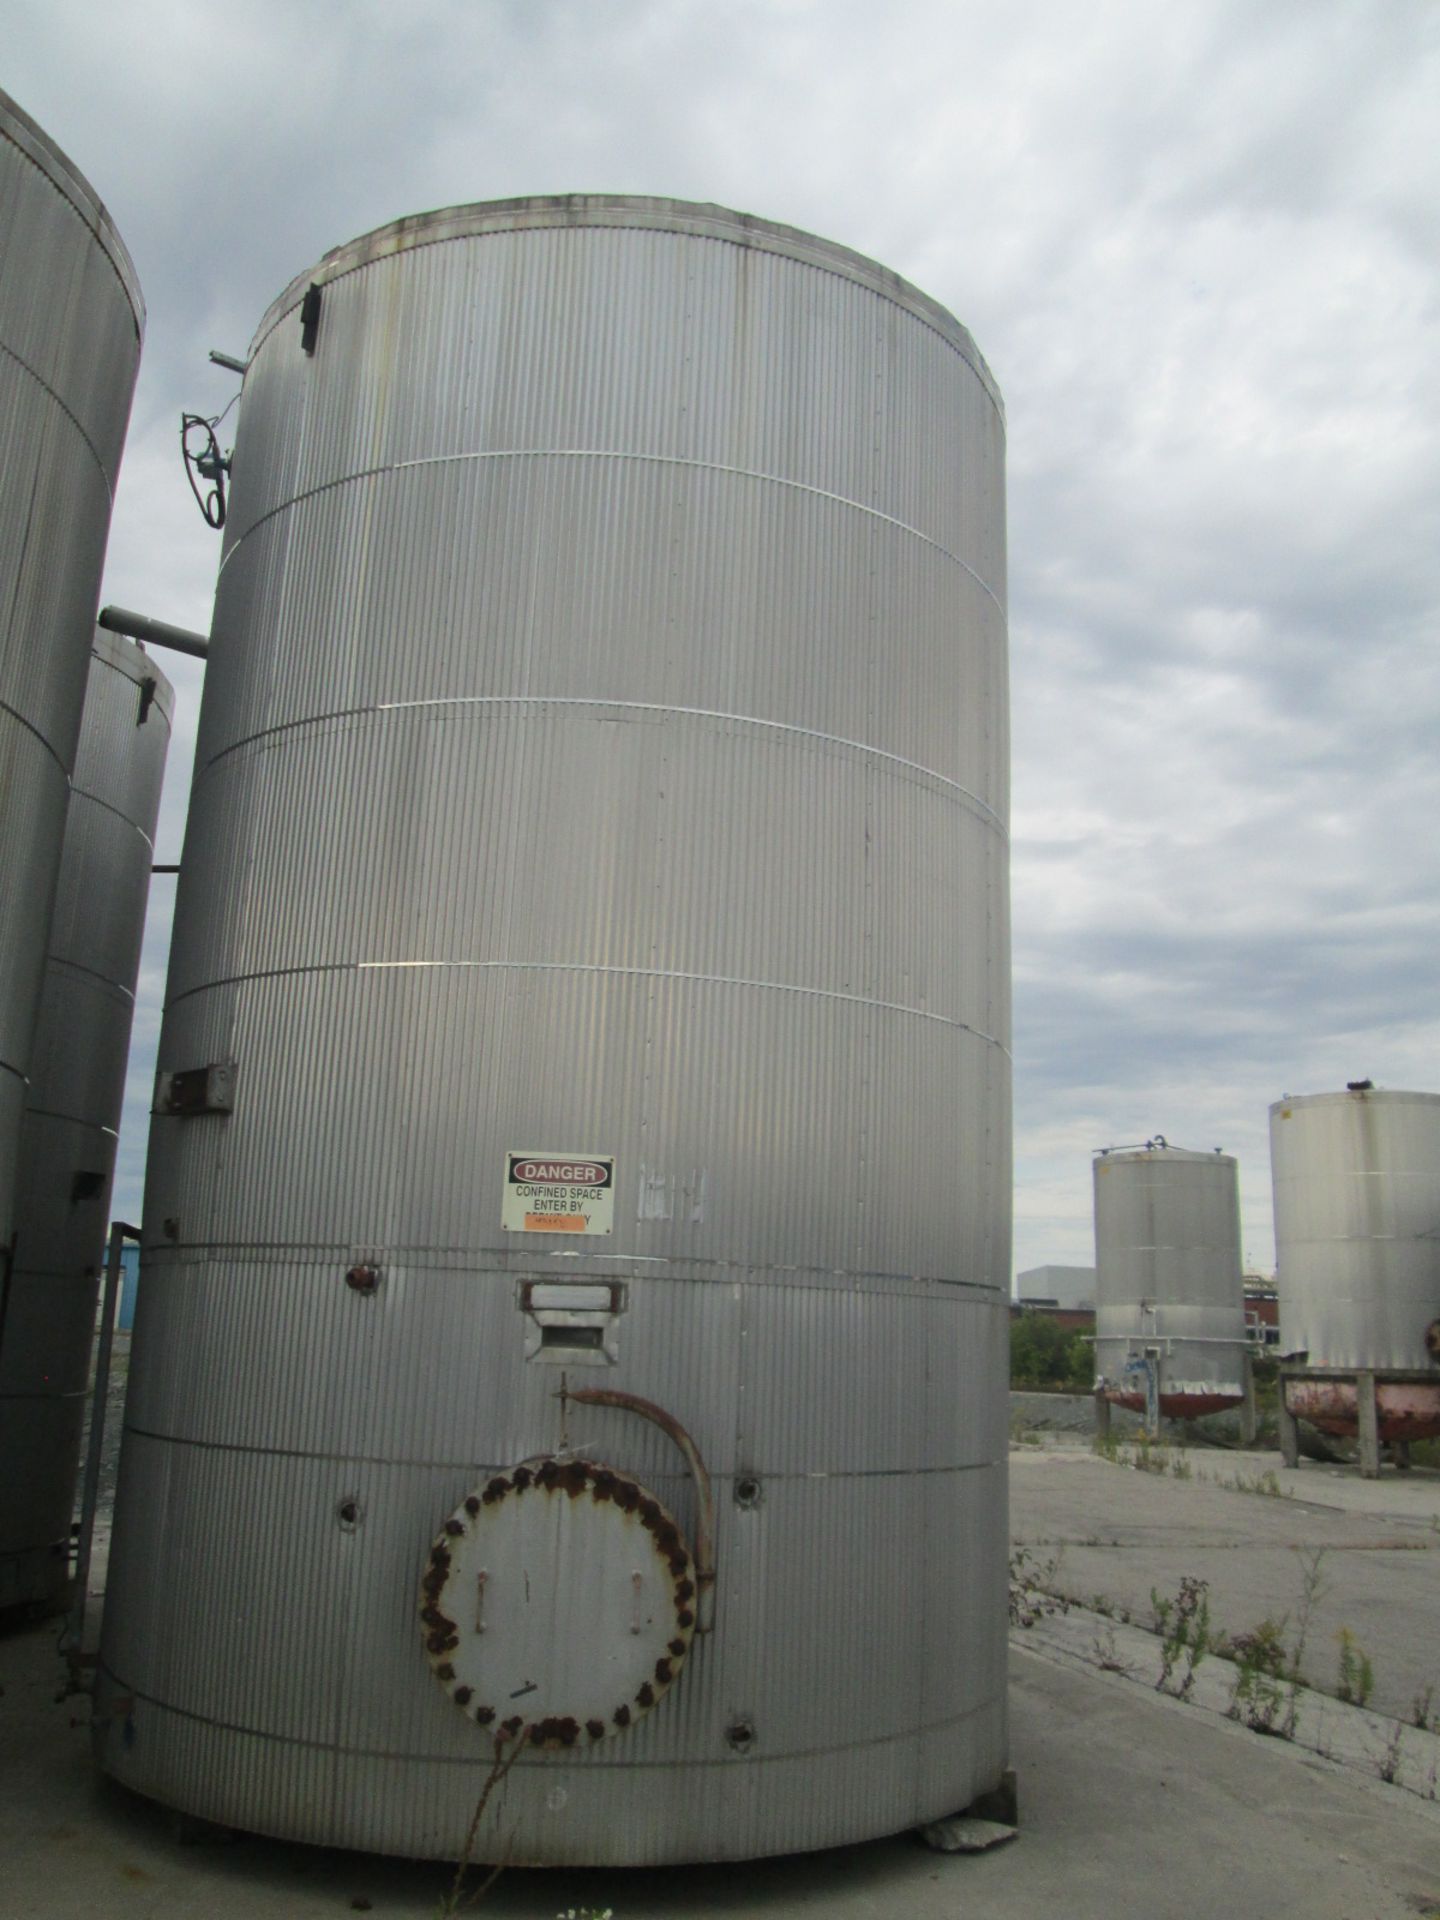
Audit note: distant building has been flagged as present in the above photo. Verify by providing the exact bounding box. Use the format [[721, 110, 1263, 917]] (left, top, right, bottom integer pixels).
[[1014, 1264, 1096, 1310], [1243, 1275, 1280, 1347]]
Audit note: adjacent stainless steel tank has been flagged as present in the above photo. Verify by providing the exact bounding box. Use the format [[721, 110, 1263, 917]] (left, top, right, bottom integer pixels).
[[1093, 1142, 1248, 1419], [0, 91, 144, 1292], [1271, 1088, 1440, 1441], [98, 197, 1011, 1863], [0, 631, 171, 1608]]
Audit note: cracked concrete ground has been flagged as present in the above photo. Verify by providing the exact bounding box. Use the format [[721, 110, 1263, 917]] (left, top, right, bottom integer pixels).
[[1, 1423, 1437, 1918], [1010, 1440, 1440, 1722]]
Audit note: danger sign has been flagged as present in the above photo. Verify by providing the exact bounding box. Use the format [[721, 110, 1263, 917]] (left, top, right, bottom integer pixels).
[[503, 1150, 615, 1235]]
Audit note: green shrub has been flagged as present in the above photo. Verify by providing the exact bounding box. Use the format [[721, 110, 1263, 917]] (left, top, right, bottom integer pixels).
[[1010, 1315, 1092, 1391]]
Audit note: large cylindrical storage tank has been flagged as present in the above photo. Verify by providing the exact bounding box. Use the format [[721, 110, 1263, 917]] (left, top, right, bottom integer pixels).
[[1271, 1088, 1440, 1441], [97, 197, 1011, 1864], [0, 631, 171, 1609], [0, 91, 144, 1292], [1093, 1143, 1248, 1419]]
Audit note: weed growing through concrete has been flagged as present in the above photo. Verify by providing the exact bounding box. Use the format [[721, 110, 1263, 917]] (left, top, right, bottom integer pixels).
[[1209, 1465, 1290, 1499], [1223, 1549, 1327, 1738], [1132, 1433, 1168, 1474], [1092, 1623, 1136, 1675], [1376, 1721, 1405, 1786], [1093, 1433, 1194, 1479], [1086, 1591, 1133, 1624], [1336, 1628, 1375, 1708], [1151, 1576, 1211, 1699], [1226, 1618, 1292, 1733], [1412, 1684, 1436, 1732], [1009, 1546, 1070, 1628]]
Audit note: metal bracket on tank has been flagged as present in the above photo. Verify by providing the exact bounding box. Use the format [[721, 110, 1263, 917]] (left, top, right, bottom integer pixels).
[[299, 283, 322, 355], [562, 1384, 717, 1633], [155, 1060, 237, 1116], [520, 1279, 625, 1367]]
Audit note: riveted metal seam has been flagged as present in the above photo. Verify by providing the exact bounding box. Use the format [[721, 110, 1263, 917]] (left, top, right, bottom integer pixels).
[[0, 338, 116, 497], [138, 1251, 1006, 1297], [117, 1427, 1000, 1476], [0, 694, 73, 777], [96, 1658, 998, 1768], [163, 956, 1009, 1050], [198, 695, 1006, 831], [216, 447, 1003, 616]]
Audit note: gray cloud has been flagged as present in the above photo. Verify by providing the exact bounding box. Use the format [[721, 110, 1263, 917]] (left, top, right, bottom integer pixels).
[[7, 0, 1436, 1278]]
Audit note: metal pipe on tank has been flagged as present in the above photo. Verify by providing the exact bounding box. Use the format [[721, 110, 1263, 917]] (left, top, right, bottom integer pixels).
[[69, 1219, 140, 1659], [97, 605, 210, 659], [0, 631, 172, 1610]]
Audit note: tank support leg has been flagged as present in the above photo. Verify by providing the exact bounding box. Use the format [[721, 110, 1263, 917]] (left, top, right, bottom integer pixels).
[[1277, 1390, 1299, 1469], [1094, 1393, 1111, 1445], [1356, 1371, 1380, 1479], [1240, 1352, 1257, 1446], [919, 1769, 1019, 1852], [1392, 1439, 1411, 1472]]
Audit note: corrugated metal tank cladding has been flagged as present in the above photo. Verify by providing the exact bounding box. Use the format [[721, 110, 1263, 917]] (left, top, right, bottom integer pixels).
[[0, 632, 172, 1608], [0, 89, 144, 1270], [1271, 1089, 1440, 1372], [99, 198, 1010, 1863], [1093, 1145, 1248, 1417]]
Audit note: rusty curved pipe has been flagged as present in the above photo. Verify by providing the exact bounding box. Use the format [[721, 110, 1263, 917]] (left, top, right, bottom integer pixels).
[[564, 1386, 716, 1632]]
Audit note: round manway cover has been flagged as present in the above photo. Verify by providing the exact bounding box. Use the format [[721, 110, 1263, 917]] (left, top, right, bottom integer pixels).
[[419, 1455, 698, 1749]]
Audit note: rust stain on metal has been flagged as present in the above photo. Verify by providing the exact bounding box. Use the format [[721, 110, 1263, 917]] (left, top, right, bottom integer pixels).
[[419, 1451, 699, 1744], [530, 1716, 581, 1748], [1285, 1375, 1440, 1441]]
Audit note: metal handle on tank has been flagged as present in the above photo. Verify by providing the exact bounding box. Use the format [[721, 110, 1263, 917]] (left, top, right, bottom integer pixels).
[[563, 1385, 716, 1632]]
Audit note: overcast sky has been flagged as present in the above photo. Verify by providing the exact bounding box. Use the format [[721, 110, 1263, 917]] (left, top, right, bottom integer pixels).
[[8, 0, 1438, 1280]]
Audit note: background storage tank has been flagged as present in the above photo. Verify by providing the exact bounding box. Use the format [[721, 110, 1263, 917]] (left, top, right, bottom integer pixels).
[[0, 90, 144, 1302], [1093, 1142, 1249, 1423], [97, 197, 1011, 1864], [0, 631, 171, 1610], [1271, 1087, 1440, 1449]]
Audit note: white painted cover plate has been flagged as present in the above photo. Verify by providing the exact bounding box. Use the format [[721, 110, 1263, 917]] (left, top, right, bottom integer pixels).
[[420, 1456, 696, 1748]]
